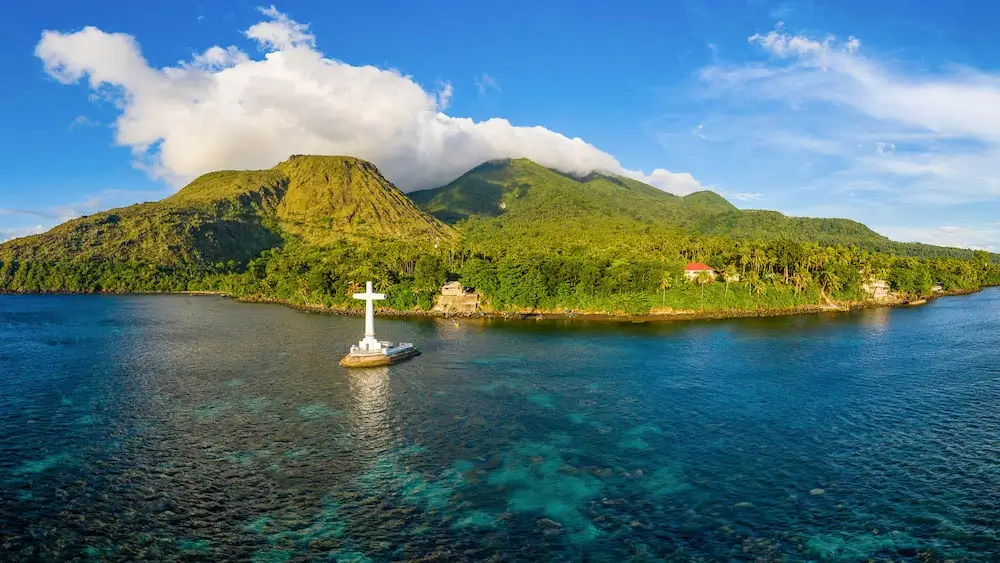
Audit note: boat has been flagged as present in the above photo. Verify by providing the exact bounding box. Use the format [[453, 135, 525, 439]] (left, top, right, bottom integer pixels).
[[340, 281, 420, 368]]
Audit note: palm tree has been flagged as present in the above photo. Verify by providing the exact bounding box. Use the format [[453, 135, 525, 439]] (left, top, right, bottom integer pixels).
[[790, 271, 811, 295], [658, 272, 673, 307], [695, 269, 713, 309], [721, 263, 738, 301], [765, 255, 777, 278], [750, 247, 767, 277], [817, 267, 842, 304], [346, 281, 362, 298], [751, 278, 767, 309], [738, 245, 752, 276]]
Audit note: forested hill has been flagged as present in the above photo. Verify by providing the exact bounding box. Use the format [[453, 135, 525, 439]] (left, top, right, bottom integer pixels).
[[0, 155, 454, 267], [409, 158, 980, 260], [1, 155, 996, 315], [409, 158, 737, 229]]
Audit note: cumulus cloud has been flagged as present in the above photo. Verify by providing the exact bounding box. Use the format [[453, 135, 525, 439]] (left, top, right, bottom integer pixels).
[[34, 7, 702, 194]]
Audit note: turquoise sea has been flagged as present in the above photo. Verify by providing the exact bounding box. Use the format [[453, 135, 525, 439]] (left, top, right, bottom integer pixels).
[[1, 291, 998, 561]]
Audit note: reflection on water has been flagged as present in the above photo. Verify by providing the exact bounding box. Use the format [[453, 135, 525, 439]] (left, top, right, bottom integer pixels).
[[348, 367, 392, 452], [860, 304, 892, 332], [1, 290, 999, 561]]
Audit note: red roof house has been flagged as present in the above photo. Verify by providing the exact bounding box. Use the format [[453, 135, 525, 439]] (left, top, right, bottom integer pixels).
[[684, 262, 715, 280]]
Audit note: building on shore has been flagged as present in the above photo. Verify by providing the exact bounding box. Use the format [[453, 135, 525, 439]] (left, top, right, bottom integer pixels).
[[862, 279, 891, 300], [434, 281, 481, 314], [441, 281, 465, 296], [684, 262, 716, 281]]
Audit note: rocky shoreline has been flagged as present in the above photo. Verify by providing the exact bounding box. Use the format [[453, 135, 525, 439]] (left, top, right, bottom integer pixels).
[[229, 287, 984, 323], [1, 287, 985, 323]]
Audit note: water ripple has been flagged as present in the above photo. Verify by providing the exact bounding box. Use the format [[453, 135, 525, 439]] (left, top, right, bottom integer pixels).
[[1, 291, 999, 560]]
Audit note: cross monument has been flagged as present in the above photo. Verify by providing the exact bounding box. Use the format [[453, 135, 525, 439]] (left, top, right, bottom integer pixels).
[[353, 281, 386, 351]]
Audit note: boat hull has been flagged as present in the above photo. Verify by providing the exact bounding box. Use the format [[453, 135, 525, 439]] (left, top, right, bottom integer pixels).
[[339, 348, 421, 368]]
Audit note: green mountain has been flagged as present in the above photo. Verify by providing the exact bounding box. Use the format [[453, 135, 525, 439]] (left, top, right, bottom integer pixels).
[[1, 154, 995, 313], [410, 158, 975, 258], [698, 210, 889, 246], [410, 158, 735, 227], [0, 155, 454, 267]]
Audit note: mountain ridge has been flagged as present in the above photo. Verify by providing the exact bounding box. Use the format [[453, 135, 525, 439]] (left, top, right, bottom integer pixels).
[[407, 158, 949, 256], [1, 155, 992, 265], [0, 155, 454, 267], [2, 154, 996, 315]]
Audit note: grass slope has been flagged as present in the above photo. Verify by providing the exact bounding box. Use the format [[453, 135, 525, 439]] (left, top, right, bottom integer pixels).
[[0, 156, 454, 267]]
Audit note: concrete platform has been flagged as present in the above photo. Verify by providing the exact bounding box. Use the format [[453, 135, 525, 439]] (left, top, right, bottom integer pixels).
[[339, 347, 421, 368]]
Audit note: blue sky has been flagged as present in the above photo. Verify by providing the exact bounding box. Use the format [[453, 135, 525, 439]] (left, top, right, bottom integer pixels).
[[4, 0, 1000, 249]]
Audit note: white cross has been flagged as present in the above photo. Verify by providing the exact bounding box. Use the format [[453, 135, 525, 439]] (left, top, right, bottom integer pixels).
[[353, 281, 386, 347]]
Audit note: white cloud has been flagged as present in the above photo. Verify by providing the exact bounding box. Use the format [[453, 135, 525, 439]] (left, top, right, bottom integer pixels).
[[698, 25, 1000, 204], [729, 192, 763, 201], [0, 208, 55, 219], [874, 141, 895, 155], [435, 81, 453, 110], [1, 225, 48, 242], [621, 168, 705, 195], [246, 5, 315, 50], [1, 189, 166, 224], [34, 7, 702, 195], [875, 224, 1000, 251], [70, 115, 98, 129], [474, 73, 500, 95]]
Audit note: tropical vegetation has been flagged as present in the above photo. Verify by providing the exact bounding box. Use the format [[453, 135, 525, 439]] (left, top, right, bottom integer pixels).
[[2, 156, 997, 317]]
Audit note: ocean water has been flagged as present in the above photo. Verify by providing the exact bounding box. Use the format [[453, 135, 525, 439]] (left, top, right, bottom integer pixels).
[[1, 291, 998, 561]]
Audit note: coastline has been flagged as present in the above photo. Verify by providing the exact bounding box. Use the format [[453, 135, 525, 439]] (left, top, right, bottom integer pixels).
[[230, 287, 985, 323], [0, 287, 985, 323]]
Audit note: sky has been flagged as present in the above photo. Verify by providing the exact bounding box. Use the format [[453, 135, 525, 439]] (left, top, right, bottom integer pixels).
[[3, 0, 1000, 249]]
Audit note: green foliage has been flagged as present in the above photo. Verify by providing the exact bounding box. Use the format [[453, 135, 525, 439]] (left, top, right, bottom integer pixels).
[[414, 255, 447, 292], [1, 156, 996, 317], [0, 155, 454, 270], [274, 155, 454, 244], [889, 260, 933, 296]]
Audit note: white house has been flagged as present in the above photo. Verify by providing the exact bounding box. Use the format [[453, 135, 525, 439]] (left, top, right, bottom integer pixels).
[[862, 279, 891, 300], [684, 262, 715, 281]]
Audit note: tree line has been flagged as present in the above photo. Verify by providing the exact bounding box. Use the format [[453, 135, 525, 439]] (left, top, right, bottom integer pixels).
[[2, 232, 997, 315]]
